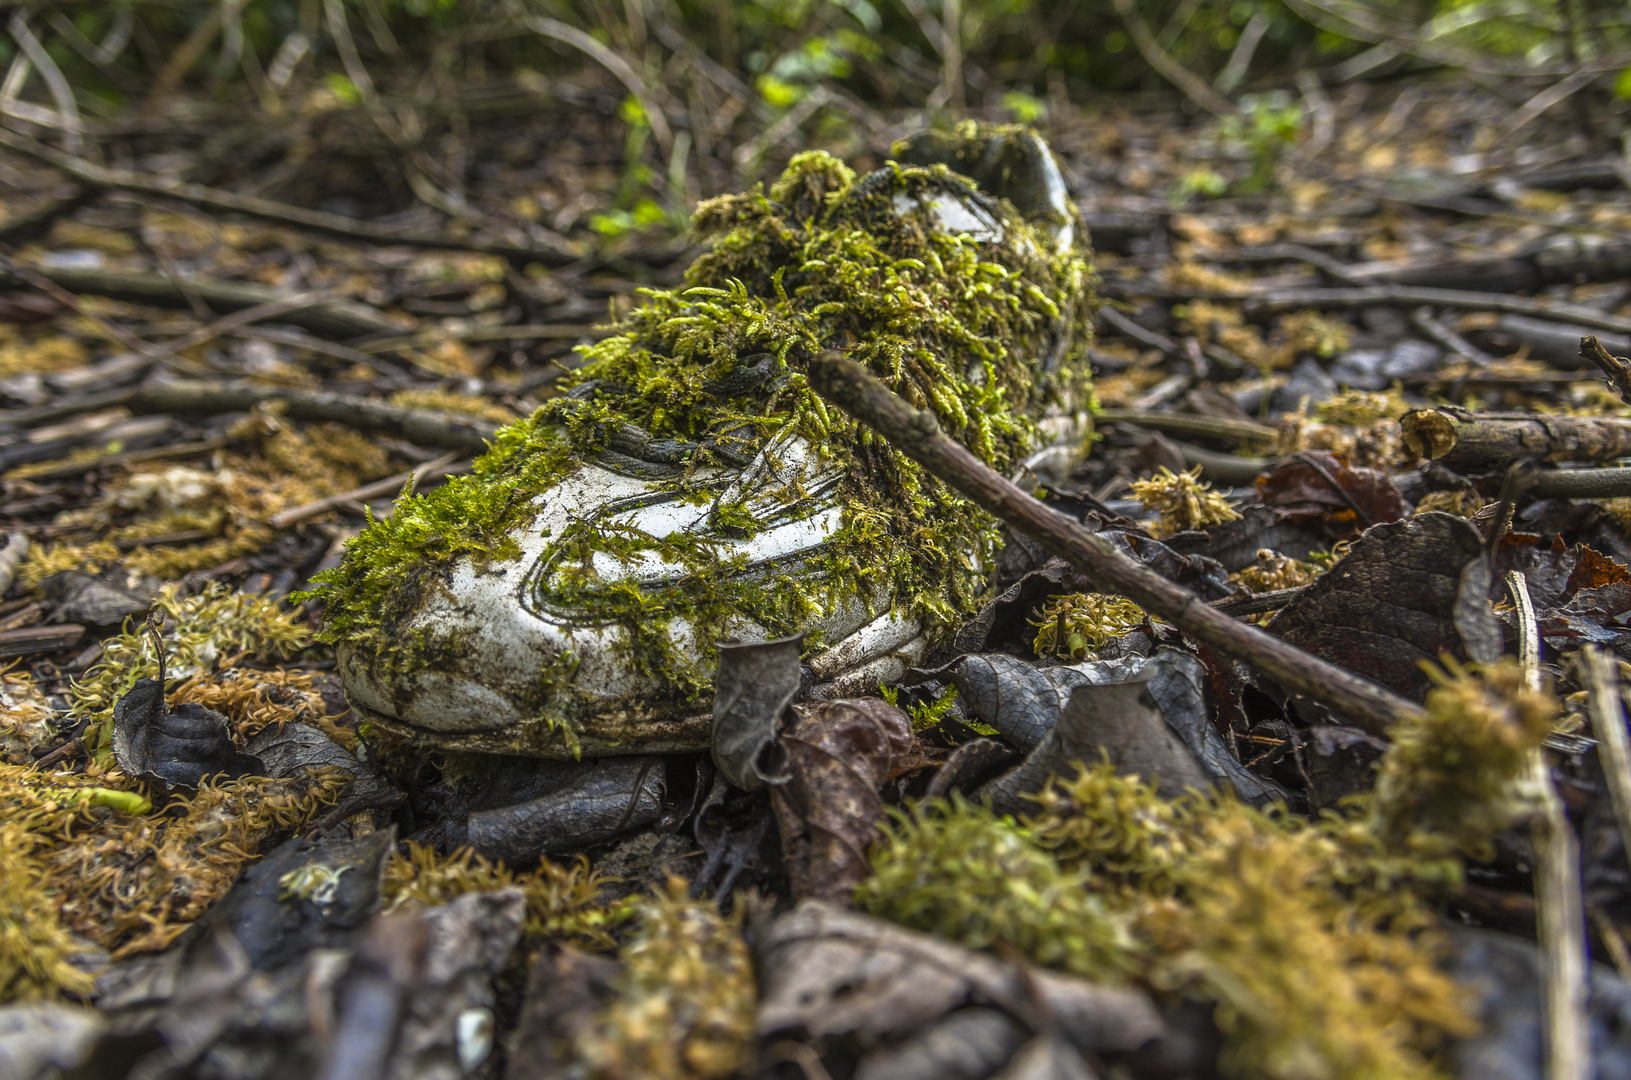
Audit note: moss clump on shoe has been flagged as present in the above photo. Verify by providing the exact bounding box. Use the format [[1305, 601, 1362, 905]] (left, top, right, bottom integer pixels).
[[305, 135, 1095, 746]]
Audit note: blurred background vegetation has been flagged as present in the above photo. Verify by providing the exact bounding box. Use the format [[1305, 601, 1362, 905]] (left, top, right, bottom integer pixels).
[[1, 0, 1628, 243]]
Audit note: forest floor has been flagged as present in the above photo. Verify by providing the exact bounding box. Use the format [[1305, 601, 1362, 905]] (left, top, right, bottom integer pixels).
[[5, 61, 1631, 1080]]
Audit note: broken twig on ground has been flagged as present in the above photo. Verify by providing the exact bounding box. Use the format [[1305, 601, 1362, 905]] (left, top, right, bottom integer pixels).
[[1509, 572, 1589, 1080], [129, 382, 499, 453], [1401, 407, 1631, 470], [808, 351, 1423, 736], [1582, 335, 1631, 408]]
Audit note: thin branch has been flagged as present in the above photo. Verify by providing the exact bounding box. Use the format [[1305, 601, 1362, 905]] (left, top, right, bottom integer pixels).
[[6, 12, 83, 154], [1215, 11, 1269, 94], [1497, 69, 1598, 145], [1108, 0, 1235, 117], [128, 382, 500, 454], [521, 14, 675, 155], [1510, 570, 1589, 1080], [1582, 335, 1631, 407], [1245, 285, 1631, 336], [1284, 0, 1631, 78], [808, 351, 1423, 736], [268, 453, 469, 529], [0, 128, 582, 268]]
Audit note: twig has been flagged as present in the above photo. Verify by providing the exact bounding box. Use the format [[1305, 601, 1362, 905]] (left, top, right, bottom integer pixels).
[[1282, 0, 1631, 78], [808, 351, 1423, 736], [268, 453, 469, 529], [1483, 459, 1539, 562], [1410, 306, 1493, 366], [1095, 408, 1277, 444], [0, 252, 179, 365], [1497, 70, 1598, 146], [521, 15, 674, 155], [1583, 646, 1631, 911], [128, 382, 500, 453], [1098, 306, 1183, 358], [18, 437, 229, 483], [302, 788, 406, 839], [1214, 11, 1269, 94], [165, 291, 341, 354], [1170, 440, 1270, 486], [1529, 467, 1631, 500], [1582, 335, 1631, 407], [1401, 407, 1631, 470], [1108, 0, 1235, 117], [230, 326, 405, 377], [31, 737, 84, 770], [1246, 285, 1631, 336], [1509, 571, 1589, 1080], [0, 128, 581, 269], [358, 323, 605, 354], [1213, 586, 1307, 617], [0, 260, 398, 340], [939, 0, 963, 109], [0, 624, 84, 657], [7, 12, 83, 154], [733, 86, 832, 169]]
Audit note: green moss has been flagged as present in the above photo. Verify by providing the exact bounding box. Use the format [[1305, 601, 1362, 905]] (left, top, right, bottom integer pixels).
[[303, 134, 1095, 722], [854, 796, 1140, 981], [1030, 592, 1147, 658], [382, 842, 635, 951], [859, 770, 1473, 1080], [1370, 657, 1556, 857], [71, 583, 308, 761], [577, 878, 757, 1080]]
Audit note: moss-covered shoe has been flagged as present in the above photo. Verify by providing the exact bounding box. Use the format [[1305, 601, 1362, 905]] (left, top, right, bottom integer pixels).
[[313, 124, 1096, 758]]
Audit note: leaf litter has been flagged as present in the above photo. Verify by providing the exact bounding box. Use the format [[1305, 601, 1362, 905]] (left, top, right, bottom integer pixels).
[[3, 13, 1631, 1080]]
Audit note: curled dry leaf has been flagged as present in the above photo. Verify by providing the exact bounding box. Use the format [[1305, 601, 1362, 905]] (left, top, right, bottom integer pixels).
[[1254, 450, 1411, 540], [948, 648, 1284, 807], [1265, 512, 1502, 703], [979, 678, 1212, 814], [247, 721, 394, 802], [769, 698, 915, 902], [756, 900, 1164, 1059], [111, 677, 264, 789], [711, 636, 801, 792]]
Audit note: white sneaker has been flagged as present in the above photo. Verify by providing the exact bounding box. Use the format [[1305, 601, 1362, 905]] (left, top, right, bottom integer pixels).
[[323, 126, 1094, 758]]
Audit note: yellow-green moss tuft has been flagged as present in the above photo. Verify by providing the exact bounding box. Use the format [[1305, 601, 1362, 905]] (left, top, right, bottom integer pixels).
[[382, 841, 635, 950], [1371, 658, 1556, 855], [854, 797, 1140, 981], [1030, 592, 1147, 657], [1130, 466, 1241, 537], [1230, 549, 1321, 593], [860, 764, 1474, 1080], [69, 584, 307, 760], [577, 878, 757, 1080]]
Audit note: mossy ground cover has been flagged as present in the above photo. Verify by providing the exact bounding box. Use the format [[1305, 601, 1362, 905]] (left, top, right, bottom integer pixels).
[[856, 659, 1554, 1080]]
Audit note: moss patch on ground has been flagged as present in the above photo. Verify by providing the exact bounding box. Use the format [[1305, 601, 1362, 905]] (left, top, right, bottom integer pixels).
[[856, 660, 1552, 1080]]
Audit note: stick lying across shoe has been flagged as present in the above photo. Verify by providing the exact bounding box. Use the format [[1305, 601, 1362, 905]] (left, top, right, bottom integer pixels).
[[807, 350, 1424, 737]]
